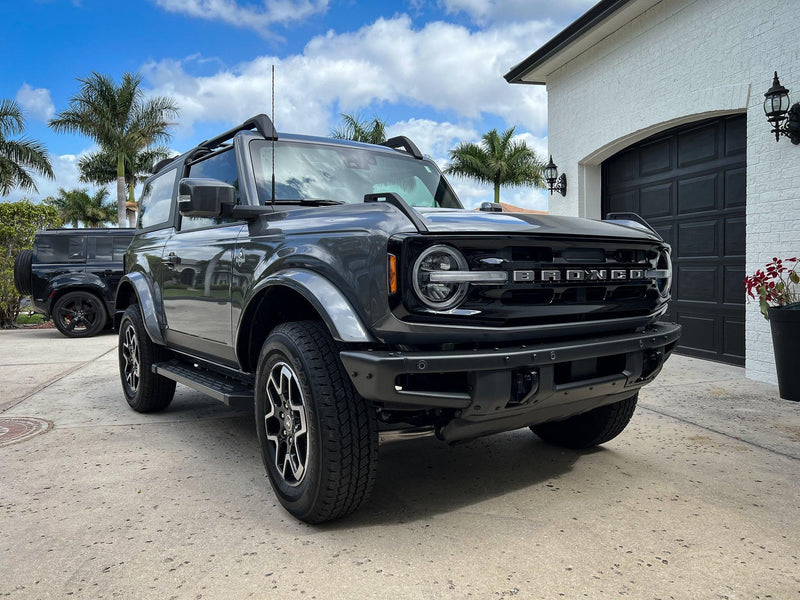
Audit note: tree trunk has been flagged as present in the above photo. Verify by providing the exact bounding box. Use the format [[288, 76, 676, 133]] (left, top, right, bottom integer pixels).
[[116, 152, 127, 228], [494, 182, 500, 203], [127, 181, 137, 227]]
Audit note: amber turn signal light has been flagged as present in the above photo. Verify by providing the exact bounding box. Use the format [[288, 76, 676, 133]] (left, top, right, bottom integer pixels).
[[388, 254, 398, 294]]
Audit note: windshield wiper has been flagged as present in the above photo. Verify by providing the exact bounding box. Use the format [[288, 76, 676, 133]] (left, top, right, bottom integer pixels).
[[271, 198, 345, 206]]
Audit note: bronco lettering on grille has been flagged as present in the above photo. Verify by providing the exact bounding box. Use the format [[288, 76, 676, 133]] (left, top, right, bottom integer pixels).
[[513, 269, 646, 283]]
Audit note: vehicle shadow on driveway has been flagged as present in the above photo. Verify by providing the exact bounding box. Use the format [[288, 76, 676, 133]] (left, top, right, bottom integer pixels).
[[162, 405, 595, 527], [335, 434, 596, 528]]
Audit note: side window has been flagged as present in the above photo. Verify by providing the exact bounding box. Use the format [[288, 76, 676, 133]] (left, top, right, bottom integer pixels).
[[181, 149, 240, 231], [87, 237, 113, 262], [36, 235, 86, 263], [86, 236, 130, 262], [139, 168, 177, 229]]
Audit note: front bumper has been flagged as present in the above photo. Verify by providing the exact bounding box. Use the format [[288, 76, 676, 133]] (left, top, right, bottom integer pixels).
[[340, 321, 681, 442]]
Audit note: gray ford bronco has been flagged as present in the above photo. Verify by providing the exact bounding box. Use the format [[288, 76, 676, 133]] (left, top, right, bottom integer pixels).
[[115, 114, 680, 523]]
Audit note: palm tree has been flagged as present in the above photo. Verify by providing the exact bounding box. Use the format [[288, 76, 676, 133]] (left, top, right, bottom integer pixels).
[[44, 187, 116, 228], [445, 127, 545, 204], [331, 112, 387, 144], [49, 72, 179, 227], [0, 99, 54, 195], [77, 145, 173, 203]]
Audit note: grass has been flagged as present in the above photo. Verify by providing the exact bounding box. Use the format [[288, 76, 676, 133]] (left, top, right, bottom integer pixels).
[[15, 312, 47, 325]]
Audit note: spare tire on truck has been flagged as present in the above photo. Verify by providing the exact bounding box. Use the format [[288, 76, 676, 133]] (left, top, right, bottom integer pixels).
[[13, 250, 33, 296]]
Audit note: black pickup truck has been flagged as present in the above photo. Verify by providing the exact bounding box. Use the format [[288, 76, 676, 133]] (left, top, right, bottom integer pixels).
[[115, 114, 680, 523], [14, 228, 134, 337]]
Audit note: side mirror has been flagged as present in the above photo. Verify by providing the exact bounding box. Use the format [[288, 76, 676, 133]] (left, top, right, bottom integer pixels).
[[178, 178, 235, 217]]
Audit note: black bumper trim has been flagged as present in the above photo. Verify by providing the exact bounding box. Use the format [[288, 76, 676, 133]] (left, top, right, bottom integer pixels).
[[340, 322, 681, 410]]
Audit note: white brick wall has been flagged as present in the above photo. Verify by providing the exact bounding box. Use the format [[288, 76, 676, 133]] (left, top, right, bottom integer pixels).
[[541, 0, 800, 384]]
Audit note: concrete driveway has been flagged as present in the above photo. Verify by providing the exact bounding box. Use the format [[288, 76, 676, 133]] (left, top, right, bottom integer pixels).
[[1, 327, 798, 599]]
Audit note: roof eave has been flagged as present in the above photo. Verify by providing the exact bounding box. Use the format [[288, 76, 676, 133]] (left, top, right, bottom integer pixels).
[[504, 0, 634, 85]]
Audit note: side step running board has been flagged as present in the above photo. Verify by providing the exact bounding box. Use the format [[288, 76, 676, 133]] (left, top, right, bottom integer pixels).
[[153, 360, 255, 409]]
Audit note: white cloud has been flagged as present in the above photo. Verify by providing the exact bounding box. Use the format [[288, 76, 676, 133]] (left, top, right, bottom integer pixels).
[[15, 83, 55, 122], [153, 0, 329, 36], [142, 15, 553, 139], [136, 14, 557, 210], [386, 118, 478, 164]]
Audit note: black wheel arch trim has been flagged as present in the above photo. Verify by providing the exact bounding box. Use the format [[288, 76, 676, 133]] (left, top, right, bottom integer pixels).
[[114, 272, 167, 345], [243, 268, 376, 344]]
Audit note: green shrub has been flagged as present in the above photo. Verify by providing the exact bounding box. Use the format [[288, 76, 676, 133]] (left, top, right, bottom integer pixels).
[[0, 200, 61, 328]]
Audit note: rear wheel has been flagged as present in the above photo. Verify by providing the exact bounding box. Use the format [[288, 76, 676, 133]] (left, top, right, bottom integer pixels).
[[255, 320, 378, 523], [531, 394, 638, 449], [118, 304, 175, 412], [52, 291, 107, 338]]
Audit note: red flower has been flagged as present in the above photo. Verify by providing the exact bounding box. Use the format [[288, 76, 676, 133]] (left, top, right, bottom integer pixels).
[[745, 257, 800, 319]]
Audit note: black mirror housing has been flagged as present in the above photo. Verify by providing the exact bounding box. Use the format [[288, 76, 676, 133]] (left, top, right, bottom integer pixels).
[[178, 178, 236, 217]]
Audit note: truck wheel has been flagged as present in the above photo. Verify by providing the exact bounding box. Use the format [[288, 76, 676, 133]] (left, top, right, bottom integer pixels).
[[118, 304, 175, 412], [52, 291, 107, 338], [255, 320, 378, 523], [531, 394, 638, 449], [13, 250, 33, 295]]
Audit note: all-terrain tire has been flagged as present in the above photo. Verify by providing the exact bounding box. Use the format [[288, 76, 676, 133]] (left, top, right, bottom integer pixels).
[[52, 291, 107, 338], [531, 394, 639, 449], [13, 250, 33, 296], [255, 320, 379, 524], [118, 304, 175, 412]]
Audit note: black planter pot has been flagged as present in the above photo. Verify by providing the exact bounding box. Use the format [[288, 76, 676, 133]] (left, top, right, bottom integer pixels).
[[768, 305, 800, 402]]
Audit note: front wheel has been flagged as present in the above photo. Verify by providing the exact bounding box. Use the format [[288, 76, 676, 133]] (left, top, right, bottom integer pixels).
[[255, 321, 378, 523], [531, 394, 638, 449], [118, 304, 175, 412]]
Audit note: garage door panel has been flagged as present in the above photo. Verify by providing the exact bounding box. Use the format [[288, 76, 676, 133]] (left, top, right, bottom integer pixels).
[[679, 220, 718, 257], [724, 265, 745, 304], [724, 216, 745, 256], [678, 124, 718, 167], [607, 151, 638, 182], [609, 189, 637, 213], [677, 313, 717, 353], [723, 318, 745, 363], [640, 138, 672, 176], [678, 266, 718, 301], [725, 167, 746, 207], [725, 118, 747, 156], [678, 173, 717, 214], [640, 183, 672, 218], [603, 114, 745, 365]]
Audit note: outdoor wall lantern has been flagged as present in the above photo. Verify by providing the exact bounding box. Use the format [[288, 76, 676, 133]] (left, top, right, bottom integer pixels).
[[544, 155, 567, 196], [764, 71, 800, 144]]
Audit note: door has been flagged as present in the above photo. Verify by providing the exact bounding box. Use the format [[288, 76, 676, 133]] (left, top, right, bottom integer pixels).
[[602, 115, 746, 365]]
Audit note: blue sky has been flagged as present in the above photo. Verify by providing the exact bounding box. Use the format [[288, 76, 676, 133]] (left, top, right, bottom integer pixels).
[[2, 0, 595, 211]]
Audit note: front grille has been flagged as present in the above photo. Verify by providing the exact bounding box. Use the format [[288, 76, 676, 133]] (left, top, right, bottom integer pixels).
[[399, 235, 669, 327]]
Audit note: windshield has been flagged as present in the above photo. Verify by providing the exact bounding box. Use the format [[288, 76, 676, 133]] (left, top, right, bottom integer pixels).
[[250, 139, 462, 208]]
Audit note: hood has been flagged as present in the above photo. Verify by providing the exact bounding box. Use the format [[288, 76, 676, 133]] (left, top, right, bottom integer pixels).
[[415, 208, 661, 241]]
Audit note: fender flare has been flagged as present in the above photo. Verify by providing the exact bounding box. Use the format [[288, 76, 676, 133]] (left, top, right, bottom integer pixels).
[[254, 268, 375, 343], [115, 272, 167, 345]]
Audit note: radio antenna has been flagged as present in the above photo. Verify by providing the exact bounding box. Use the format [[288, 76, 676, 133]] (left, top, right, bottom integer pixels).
[[271, 64, 276, 205]]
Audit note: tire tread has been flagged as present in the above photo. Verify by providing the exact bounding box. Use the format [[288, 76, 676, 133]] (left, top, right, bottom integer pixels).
[[531, 394, 638, 449]]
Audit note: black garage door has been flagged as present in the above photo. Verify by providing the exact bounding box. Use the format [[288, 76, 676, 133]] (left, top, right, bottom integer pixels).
[[602, 115, 746, 365]]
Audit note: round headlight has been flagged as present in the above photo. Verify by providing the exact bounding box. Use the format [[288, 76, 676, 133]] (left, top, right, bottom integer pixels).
[[655, 249, 672, 298], [412, 245, 469, 310]]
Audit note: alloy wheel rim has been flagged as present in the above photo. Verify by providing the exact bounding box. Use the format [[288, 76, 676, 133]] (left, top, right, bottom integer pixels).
[[121, 323, 140, 393], [59, 297, 97, 332], [264, 362, 309, 486]]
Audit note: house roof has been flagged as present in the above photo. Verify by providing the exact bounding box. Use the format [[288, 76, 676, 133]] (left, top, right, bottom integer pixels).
[[504, 0, 658, 85]]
